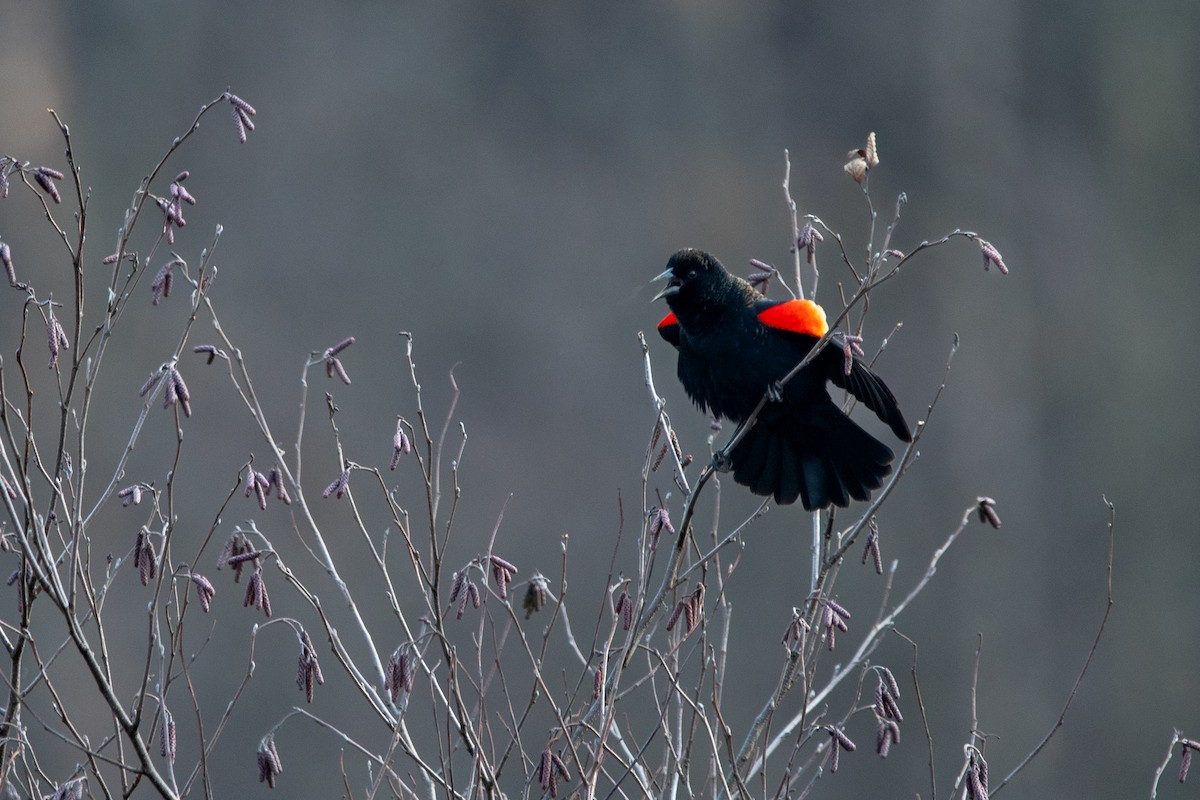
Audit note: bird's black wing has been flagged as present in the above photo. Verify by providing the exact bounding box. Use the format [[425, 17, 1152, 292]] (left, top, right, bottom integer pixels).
[[751, 297, 910, 443], [823, 341, 912, 442]]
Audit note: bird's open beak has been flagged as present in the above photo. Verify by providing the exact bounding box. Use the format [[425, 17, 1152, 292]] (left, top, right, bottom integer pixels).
[[652, 269, 680, 302]]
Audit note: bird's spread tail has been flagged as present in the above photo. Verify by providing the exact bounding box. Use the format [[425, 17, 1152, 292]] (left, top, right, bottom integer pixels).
[[728, 402, 895, 510]]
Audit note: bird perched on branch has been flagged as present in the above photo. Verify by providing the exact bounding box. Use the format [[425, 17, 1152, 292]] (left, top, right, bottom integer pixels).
[[654, 248, 911, 510]]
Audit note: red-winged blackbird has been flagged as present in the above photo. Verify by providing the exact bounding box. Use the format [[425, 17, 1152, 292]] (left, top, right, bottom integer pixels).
[[654, 249, 911, 510]]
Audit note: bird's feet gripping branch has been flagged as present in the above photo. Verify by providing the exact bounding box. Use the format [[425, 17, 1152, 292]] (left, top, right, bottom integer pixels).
[[654, 248, 912, 511]]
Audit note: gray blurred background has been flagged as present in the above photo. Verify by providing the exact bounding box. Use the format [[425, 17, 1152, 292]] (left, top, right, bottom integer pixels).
[[2, 2, 1198, 797]]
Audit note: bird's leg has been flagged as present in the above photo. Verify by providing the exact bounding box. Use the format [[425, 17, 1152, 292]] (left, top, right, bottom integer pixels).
[[766, 381, 784, 402], [713, 418, 752, 472]]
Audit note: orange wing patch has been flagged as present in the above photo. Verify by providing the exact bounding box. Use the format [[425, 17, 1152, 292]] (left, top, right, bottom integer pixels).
[[757, 299, 829, 338], [657, 311, 681, 347]]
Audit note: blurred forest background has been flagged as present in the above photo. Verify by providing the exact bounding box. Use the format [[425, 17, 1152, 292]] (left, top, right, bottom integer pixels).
[[2, 2, 1198, 798]]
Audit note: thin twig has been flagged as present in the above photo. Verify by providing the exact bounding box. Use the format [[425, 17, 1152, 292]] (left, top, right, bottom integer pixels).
[[1150, 729, 1184, 799], [992, 496, 1115, 794]]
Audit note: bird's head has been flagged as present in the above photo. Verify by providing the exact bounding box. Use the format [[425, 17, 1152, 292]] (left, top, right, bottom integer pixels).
[[652, 249, 732, 312]]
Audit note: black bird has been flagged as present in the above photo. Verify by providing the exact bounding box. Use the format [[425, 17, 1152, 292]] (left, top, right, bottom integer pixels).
[[654, 248, 911, 510]]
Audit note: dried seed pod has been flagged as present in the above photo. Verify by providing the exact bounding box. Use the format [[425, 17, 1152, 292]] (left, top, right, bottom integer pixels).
[[613, 589, 634, 631], [1, 242, 16, 287], [296, 630, 324, 703], [667, 599, 685, 632], [979, 239, 1009, 275], [455, 581, 472, 619], [325, 336, 355, 357], [322, 469, 350, 499], [385, 649, 411, 702], [225, 92, 258, 144], [256, 735, 283, 787], [190, 573, 216, 612], [160, 708, 177, 762], [879, 666, 901, 700], [150, 260, 174, 305], [226, 92, 257, 117], [830, 726, 856, 752], [33, 168, 62, 203], [826, 598, 851, 620], [139, 367, 166, 397], [523, 573, 550, 618], [876, 719, 900, 757], [134, 528, 157, 586], [194, 344, 219, 364], [844, 155, 868, 184], [976, 496, 1002, 528], [536, 749, 553, 792], [390, 419, 413, 469], [328, 357, 351, 385], [448, 569, 467, 605], [880, 688, 903, 722], [268, 467, 291, 504], [864, 131, 879, 168], [169, 368, 191, 417]]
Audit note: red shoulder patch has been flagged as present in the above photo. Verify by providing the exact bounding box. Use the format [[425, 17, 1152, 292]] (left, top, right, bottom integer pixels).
[[756, 299, 829, 338], [657, 312, 681, 347]]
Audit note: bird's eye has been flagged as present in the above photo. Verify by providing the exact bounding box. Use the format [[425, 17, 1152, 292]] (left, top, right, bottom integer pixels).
[[687, 269, 697, 279]]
